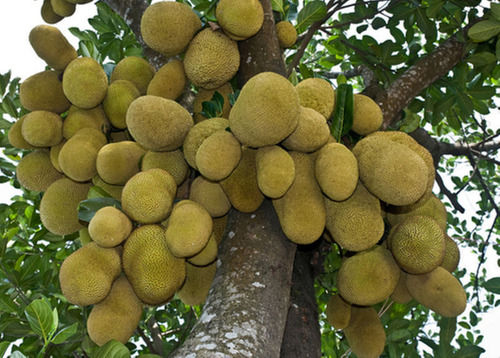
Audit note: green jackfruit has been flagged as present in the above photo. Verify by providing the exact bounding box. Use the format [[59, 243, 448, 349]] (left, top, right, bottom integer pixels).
[[325, 294, 351, 330], [255, 145, 295, 198], [103, 80, 140, 129], [295, 78, 335, 119], [391, 270, 413, 304], [441, 234, 460, 272], [50, 0, 75, 17], [147, 60, 186, 100], [41, 0, 63, 24], [276, 21, 297, 48], [16, 150, 63, 192], [29, 25, 77, 70], [215, 0, 264, 40], [20, 70, 70, 113], [189, 176, 231, 217], [193, 83, 233, 122], [8, 116, 36, 150], [92, 175, 123, 201], [63, 105, 110, 139], [351, 94, 383, 135], [282, 106, 330, 152], [344, 306, 386, 358], [89, 206, 132, 248], [110, 56, 155, 95], [78, 227, 93, 246], [187, 233, 218, 266], [22, 110, 63, 147], [141, 150, 188, 186], [49, 140, 65, 172], [387, 193, 447, 231], [96, 141, 145, 185], [177, 261, 217, 306]]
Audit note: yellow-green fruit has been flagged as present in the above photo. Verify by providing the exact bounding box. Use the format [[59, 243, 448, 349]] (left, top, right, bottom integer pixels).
[[50, 0, 75, 17], [282, 106, 330, 152], [123, 225, 186, 305], [177, 261, 217, 306], [16, 150, 63, 192], [441, 235, 460, 272], [29, 25, 77, 70], [165, 200, 213, 258], [229, 72, 300, 147], [391, 270, 413, 304], [276, 21, 297, 48], [193, 83, 233, 122], [272, 152, 325, 245], [387, 194, 447, 231], [215, 0, 263, 40], [344, 306, 386, 358], [59, 242, 121, 305], [325, 294, 351, 330], [41, 0, 63, 24], [147, 60, 186, 100], [87, 276, 143, 346], [92, 175, 123, 201], [126, 95, 193, 151], [315, 143, 358, 201], [183, 118, 229, 169], [8, 116, 36, 150], [188, 233, 218, 266], [64, 0, 93, 3], [22, 110, 63, 147], [390, 216, 445, 274], [122, 169, 176, 224], [196, 130, 241, 181], [58, 128, 107, 182], [63, 105, 110, 139], [407, 266, 467, 317], [96, 141, 145, 185], [213, 215, 228, 245], [89, 206, 132, 248], [255, 145, 295, 198], [353, 135, 428, 206], [220, 148, 264, 213], [141, 150, 188, 185], [295, 78, 335, 120], [337, 245, 400, 305], [40, 178, 90, 235], [189, 176, 231, 217], [351, 94, 383, 135], [63, 57, 108, 109], [184, 29, 240, 90], [20, 71, 70, 113], [78, 227, 93, 246], [103, 80, 140, 129], [140, 1, 202, 57], [325, 182, 384, 252], [49, 140, 65, 172], [110, 56, 155, 95]]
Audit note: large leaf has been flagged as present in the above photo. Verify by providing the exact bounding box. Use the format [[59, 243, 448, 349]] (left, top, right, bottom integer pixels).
[[51, 322, 78, 344], [78, 197, 122, 222], [455, 345, 485, 358], [24, 299, 56, 344], [92, 340, 130, 358], [491, 3, 500, 22], [330, 84, 353, 141], [468, 20, 500, 42], [271, 0, 285, 15], [467, 52, 497, 66], [296, 1, 327, 34], [0, 342, 10, 358], [483, 277, 500, 294]]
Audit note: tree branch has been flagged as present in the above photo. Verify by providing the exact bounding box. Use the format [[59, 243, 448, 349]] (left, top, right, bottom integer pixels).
[[435, 172, 465, 213], [466, 152, 500, 217], [136, 325, 160, 355]]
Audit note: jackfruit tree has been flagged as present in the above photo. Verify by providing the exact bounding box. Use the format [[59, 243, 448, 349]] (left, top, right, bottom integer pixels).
[[1, 0, 500, 357]]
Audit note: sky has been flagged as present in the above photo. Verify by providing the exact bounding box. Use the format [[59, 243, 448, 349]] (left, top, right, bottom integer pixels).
[[0, 0, 498, 356]]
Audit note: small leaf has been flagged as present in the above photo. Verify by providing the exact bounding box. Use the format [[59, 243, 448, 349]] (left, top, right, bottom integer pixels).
[[468, 20, 500, 42], [330, 84, 353, 140], [271, 0, 284, 15], [491, 3, 500, 22], [467, 52, 497, 66], [88, 185, 113, 199], [51, 322, 78, 344], [455, 345, 485, 358], [24, 298, 54, 345], [78, 197, 122, 222], [92, 340, 130, 358], [399, 109, 420, 133], [296, 1, 327, 34], [372, 17, 386, 30], [484, 277, 500, 294]]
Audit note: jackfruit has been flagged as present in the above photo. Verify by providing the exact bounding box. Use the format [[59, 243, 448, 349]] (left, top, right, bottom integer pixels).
[[123, 225, 186, 305], [187, 233, 218, 266], [59, 242, 121, 305], [110, 56, 155, 95], [87, 276, 143, 346], [325, 182, 385, 252], [141, 150, 188, 186], [16, 150, 63, 192], [272, 152, 325, 245], [8, 116, 36, 150], [22, 110, 63, 147], [220, 147, 264, 213], [213, 215, 228, 245], [282, 106, 330, 152], [344, 306, 386, 358], [295, 78, 335, 120], [255, 145, 295, 198], [391, 270, 413, 304], [195, 130, 241, 181], [126, 95, 193, 151], [147, 60, 186, 100], [337, 245, 400, 305], [63, 105, 110, 139], [50, 0, 75, 17], [441, 234, 460, 272], [78, 227, 93, 246], [351, 94, 383, 135], [387, 194, 447, 231], [276, 21, 297, 48], [92, 175, 123, 201], [96, 141, 145, 185], [215, 0, 264, 40], [165, 200, 213, 258], [41, 0, 63, 24], [193, 83, 233, 122], [315, 143, 358, 201], [140, 1, 201, 57], [189, 176, 231, 217], [121, 168, 176, 224], [20, 70, 70, 113], [184, 29, 240, 90], [406, 266, 466, 317], [182, 117, 229, 169], [177, 261, 216, 306], [49, 140, 65, 172], [62, 57, 108, 109], [325, 294, 351, 330], [88, 206, 132, 248], [229, 72, 300, 147], [103, 80, 140, 129]]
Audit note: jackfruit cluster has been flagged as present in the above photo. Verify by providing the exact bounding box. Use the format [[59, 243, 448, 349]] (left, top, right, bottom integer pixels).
[[40, 0, 93, 24]]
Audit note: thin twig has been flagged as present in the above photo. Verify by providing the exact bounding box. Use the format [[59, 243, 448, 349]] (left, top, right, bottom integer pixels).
[[136, 325, 159, 355], [466, 152, 500, 217], [435, 172, 465, 213]]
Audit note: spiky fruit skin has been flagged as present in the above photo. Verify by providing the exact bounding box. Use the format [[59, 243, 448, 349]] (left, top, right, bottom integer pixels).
[[147, 60, 186, 100], [87, 276, 143, 346], [295, 78, 335, 119], [193, 83, 233, 122], [110, 56, 155, 95], [272, 152, 325, 245], [122, 169, 176, 224], [344, 306, 386, 358], [88, 206, 132, 248], [187, 234, 218, 266], [441, 235, 460, 272], [391, 270, 413, 304], [8, 116, 36, 150], [351, 94, 383, 135], [196, 130, 241, 181], [407, 266, 467, 317], [141, 150, 188, 186], [40, 178, 91, 235], [21, 110, 63, 147], [59, 242, 121, 306], [50, 0, 76, 17], [62, 57, 108, 109], [16, 150, 63, 192], [229, 72, 300, 147], [177, 261, 217, 306], [20, 71, 70, 113], [276, 21, 297, 48], [63, 105, 110, 139], [255, 145, 295, 199], [189, 176, 231, 218], [123, 225, 186, 305], [387, 194, 447, 231], [282, 107, 330, 152], [337, 245, 400, 305], [96, 141, 145, 185], [126, 95, 194, 151], [215, 0, 264, 40], [41, 0, 63, 24], [140, 2, 201, 57], [325, 294, 351, 330], [103, 80, 140, 129]]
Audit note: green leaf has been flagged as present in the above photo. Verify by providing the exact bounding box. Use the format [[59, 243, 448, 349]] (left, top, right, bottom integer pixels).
[[92, 340, 130, 358], [496, 37, 500, 60], [137, 355, 162, 358], [468, 86, 496, 100], [51, 322, 78, 344], [88, 185, 113, 199], [468, 20, 500, 42], [426, 0, 444, 18], [467, 52, 497, 66], [296, 1, 327, 34], [484, 277, 500, 294], [0, 341, 10, 358], [438, 317, 456, 357], [388, 328, 412, 342], [9, 352, 27, 358], [491, 3, 500, 22], [399, 109, 420, 133], [271, 0, 284, 15], [330, 84, 353, 141], [78, 197, 122, 222], [24, 298, 54, 345], [372, 17, 386, 30]]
